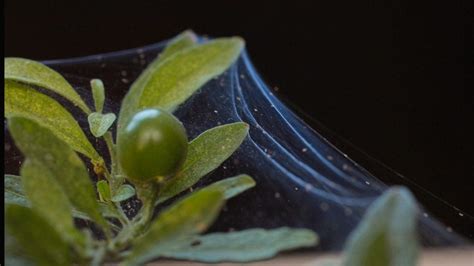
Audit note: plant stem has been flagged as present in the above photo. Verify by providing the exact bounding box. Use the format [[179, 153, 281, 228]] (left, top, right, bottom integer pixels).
[[102, 167, 113, 182], [109, 182, 159, 252], [101, 131, 133, 233], [114, 201, 130, 226], [91, 244, 106, 266], [133, 198, 155, 235], [103, 131, 127, 195], [134, 181, 159, 233], [103, 224, 114, 242], [109, 209, 151, 252], [103, 132, 116, 175]]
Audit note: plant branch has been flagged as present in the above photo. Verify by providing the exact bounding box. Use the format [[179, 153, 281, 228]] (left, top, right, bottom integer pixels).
[[103, 131, 127, 195], [103, 132, 116, 175], [102, 167, 113, 182], [114, 201, 131, 226], [91, 244, 106, 266], [109, 182, 159, 252]]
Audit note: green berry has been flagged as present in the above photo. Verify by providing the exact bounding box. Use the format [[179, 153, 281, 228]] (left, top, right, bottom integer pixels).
[[117, 108, 188, 182]]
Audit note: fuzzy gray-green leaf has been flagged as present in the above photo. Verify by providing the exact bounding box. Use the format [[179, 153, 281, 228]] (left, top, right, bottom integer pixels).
[[5, 80, 100, 161], [4, 175, 119, 225], [21, 159, 84, 246], [117, 30, 197, 136], [125, 189, 225, 266], [159, 30, 198, 61], [130, 30, 197, 98], [157, 122, 249, 204], [159, 228, 318, 263], [342, 187, 419, 266], [6, 204, 71, 266], [201, 174, 256, 200], [117, 37, 243, 136], [5, 57, 91, 113], [5, 174, 29, 207], [91, 79, 105, 113], [8, 117, 108, 231], [5, 224, 33, 266], [111, 184, 136, 202], [158, 174, 255, 205], [138, 37, 244, 112], [88, 112, 116, 138]]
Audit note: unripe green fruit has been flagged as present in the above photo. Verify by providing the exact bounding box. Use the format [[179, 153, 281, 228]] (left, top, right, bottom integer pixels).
[[117, 108, 188, 182]]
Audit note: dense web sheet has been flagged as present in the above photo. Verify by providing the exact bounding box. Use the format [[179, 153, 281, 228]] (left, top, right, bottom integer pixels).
[[4, 36, 472, 251]]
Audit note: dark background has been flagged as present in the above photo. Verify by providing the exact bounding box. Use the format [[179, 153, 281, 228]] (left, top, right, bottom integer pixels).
[[5, 0, 473, 217]]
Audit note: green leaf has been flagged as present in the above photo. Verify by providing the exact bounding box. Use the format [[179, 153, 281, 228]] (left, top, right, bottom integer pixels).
[[138, 37, 244, 111], [117, 37, 244, 136], [159, 30, 198, 61], [21, 159, 84, 246], [6, 204, 71, 266], [342, 187, 419, 266], [88, 112, 116, 138], [5, 80, 101, 161], [8, 117, 109, 231], [117, 30, 197, 137], [97, 180, 112, 202], [5, 224, 33, 266], [97, 202, 120, 218], [159, 227, 318, 263], [158, 174, 255, 205], [131, 31, 197, 99], [124, 189, 225, 266], [157, 122, 249, 204], [203, 174, 256, 199], [5, 251, 33, 266], [111, 184, 136, 202], [5, 57, 91, 114], [4, 175, 120, 228], [91, 79, 105, 113], [5, 174, 29, 206]]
